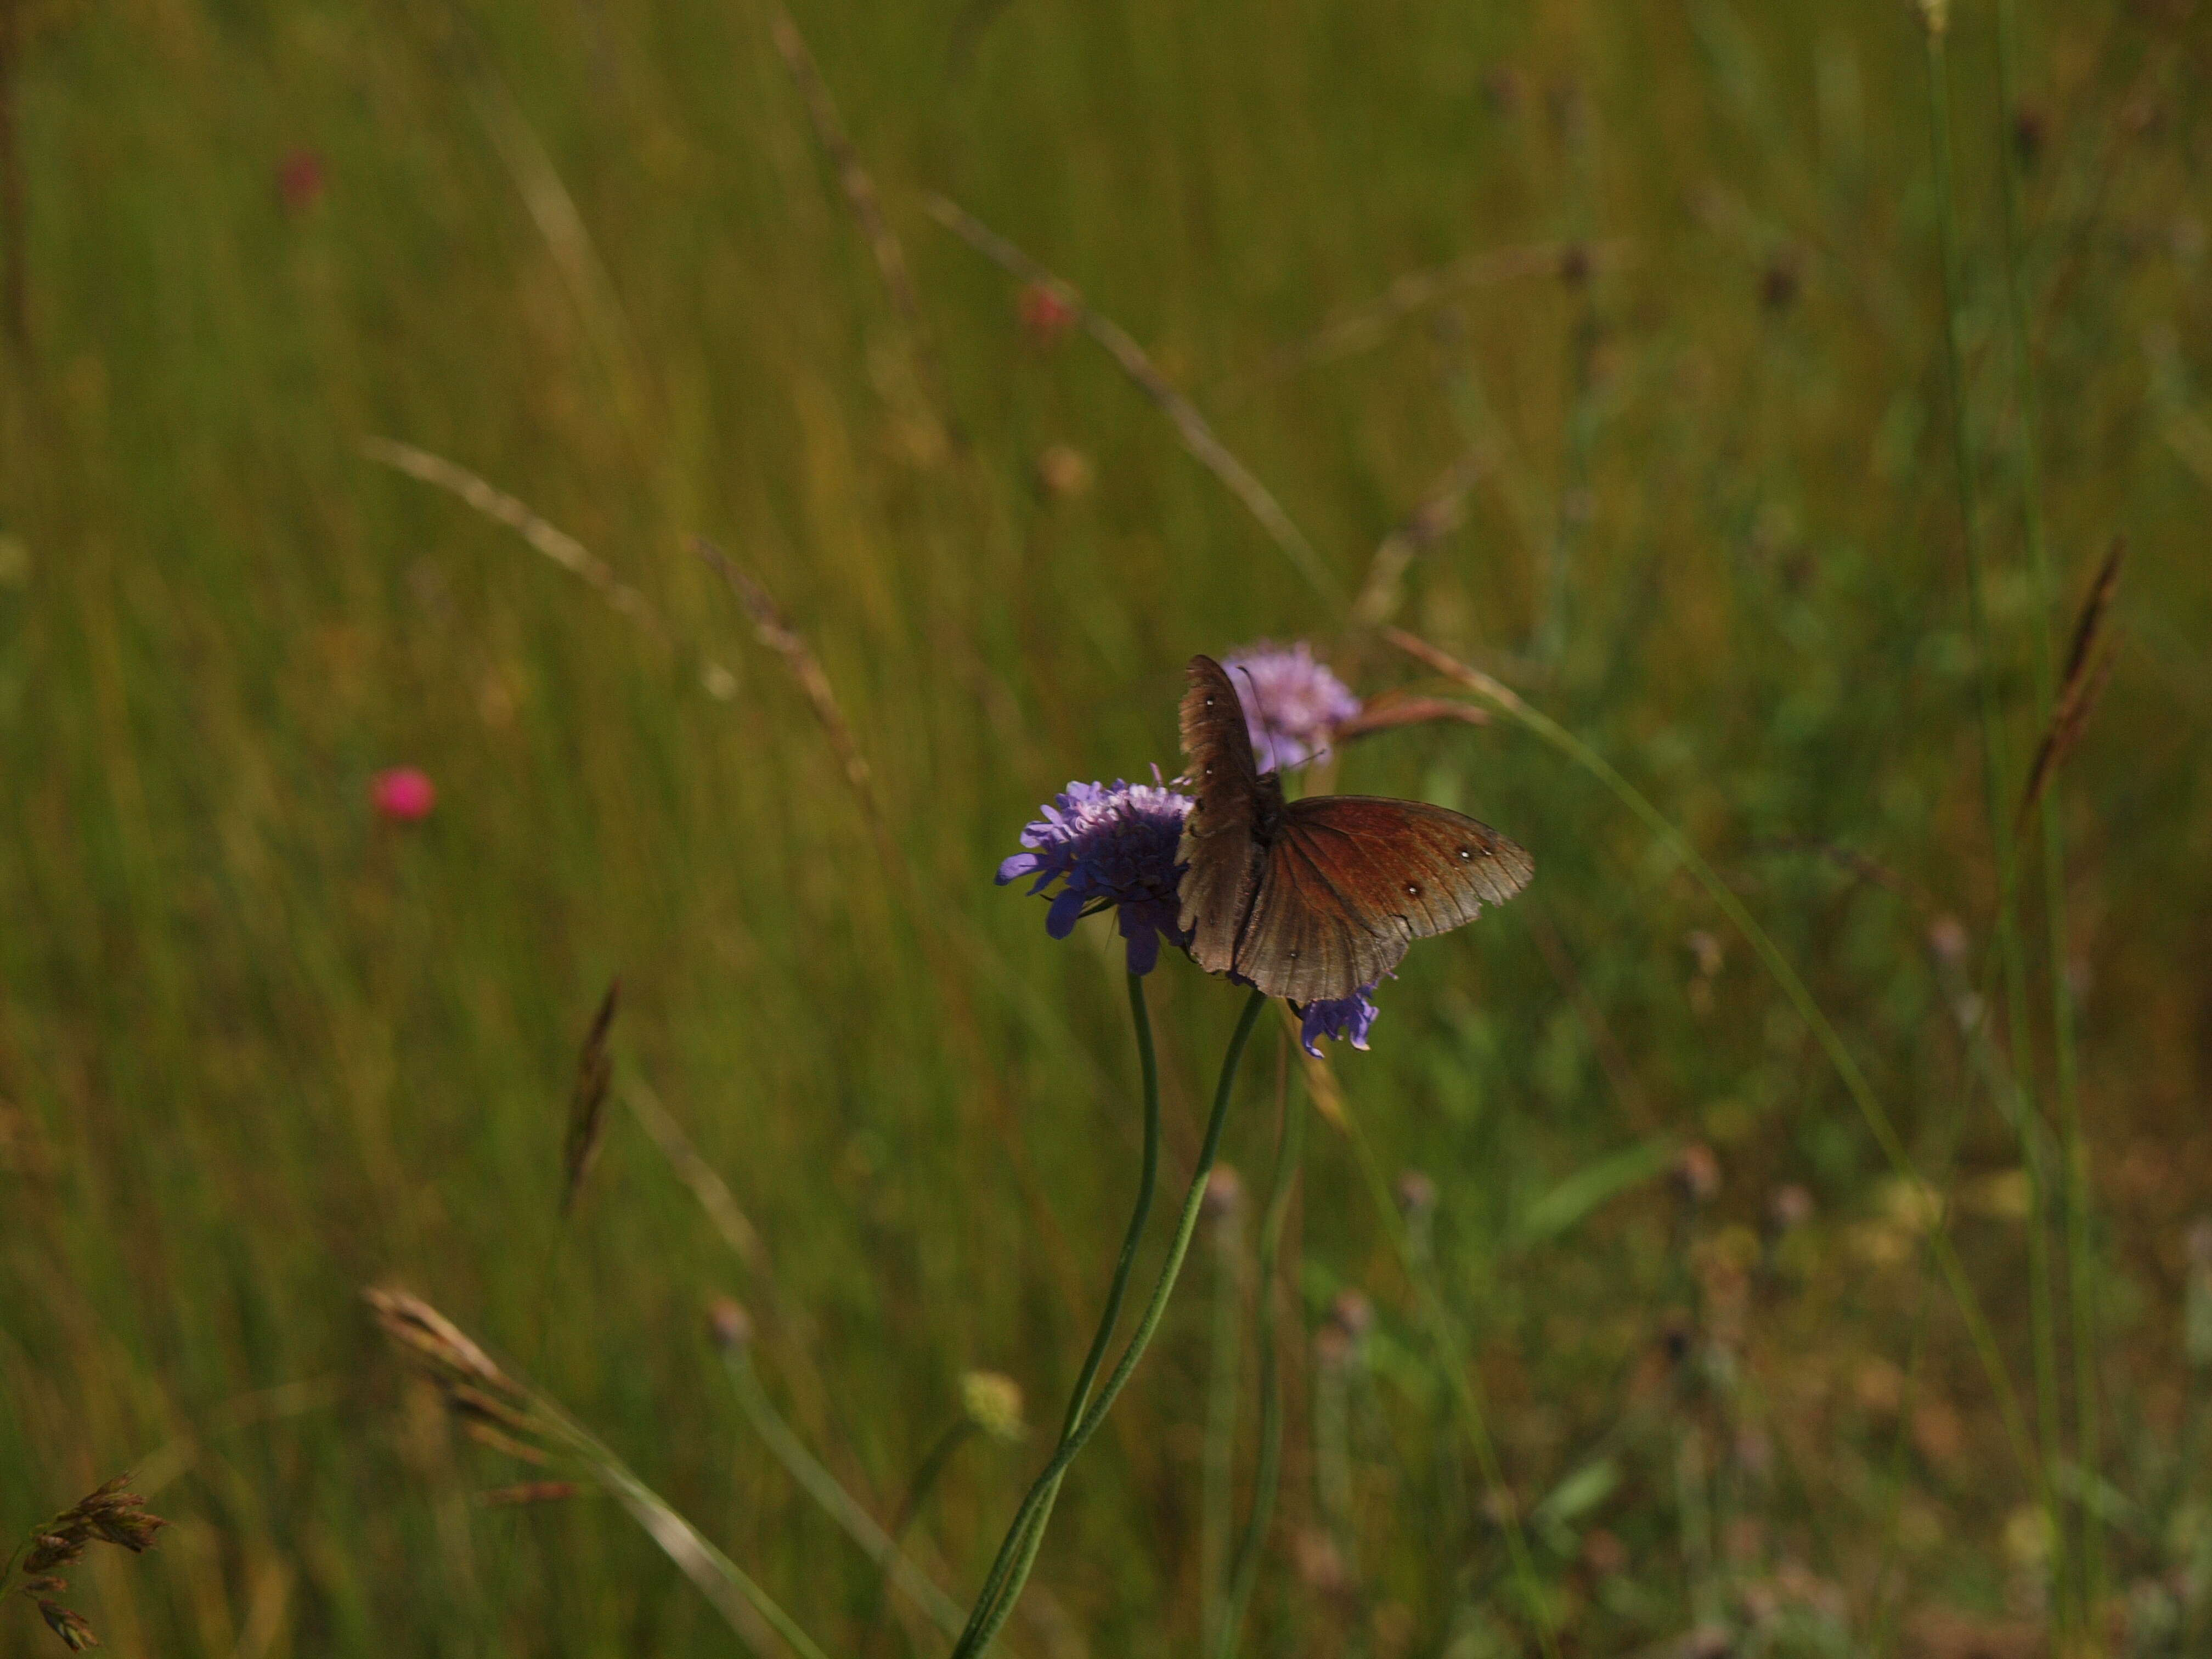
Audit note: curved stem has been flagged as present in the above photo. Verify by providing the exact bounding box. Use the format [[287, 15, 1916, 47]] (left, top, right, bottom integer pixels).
[[1200, 1165, 1247, 1654], [1058, 973, 1165, 1440], [956, 987, 1266, 1657], [955, 972, 1165, 1645], [1214, 1051, 1305, 1659]]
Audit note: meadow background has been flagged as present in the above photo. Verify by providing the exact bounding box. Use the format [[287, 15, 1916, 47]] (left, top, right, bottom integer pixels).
[[3, 0, 2210, 1654]]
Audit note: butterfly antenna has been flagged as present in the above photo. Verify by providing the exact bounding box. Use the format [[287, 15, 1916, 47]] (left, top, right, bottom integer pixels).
[[1229, 662, 1282, 777]]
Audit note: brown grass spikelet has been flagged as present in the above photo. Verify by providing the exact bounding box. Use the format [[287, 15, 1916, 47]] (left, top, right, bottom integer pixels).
[[445, 1382, 539, 1437], [1331, 692, 1492, 742], [461, 1424, 552, 1465], [364, 1288, 558, 1467], [479, 1481, 580, 1507], [5, 1474, 170, 1651], [2017, 537, 2124, 830], [363, 1286, 512, 1395], [36, 1601, 98, 1650], [560, 977, 620, 1217]]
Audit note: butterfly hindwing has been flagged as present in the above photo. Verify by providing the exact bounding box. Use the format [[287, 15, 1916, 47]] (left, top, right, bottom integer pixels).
[[1231, 797, 1532, 1001], [1232, 824, 1410, 1002]]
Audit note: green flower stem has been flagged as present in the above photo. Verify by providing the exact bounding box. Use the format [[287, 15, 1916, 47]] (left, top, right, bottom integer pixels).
[[956, 973, 1164, 1640], [1062, 973, 1166, 1441], [1200, 1167, 1245, 1652], [1384, 627, 2041, 1492], [956, 986, 1267, 1658], [721, 1344, 968, 1635], [1215, 1059, 1305, 1659]]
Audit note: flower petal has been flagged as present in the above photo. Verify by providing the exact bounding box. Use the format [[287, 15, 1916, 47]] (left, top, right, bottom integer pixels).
[[1045, 888, 1087, 939], [1121, 913, 1161, 975]]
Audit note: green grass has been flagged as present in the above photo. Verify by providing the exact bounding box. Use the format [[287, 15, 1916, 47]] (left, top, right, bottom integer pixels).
[[3, 0, 2210, 1654]]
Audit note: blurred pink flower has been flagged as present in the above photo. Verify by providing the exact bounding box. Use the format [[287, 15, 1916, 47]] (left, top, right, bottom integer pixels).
[[371, 767, 436, 823], [1018, 283, 1076, 350], [278, 149, 326, 216]]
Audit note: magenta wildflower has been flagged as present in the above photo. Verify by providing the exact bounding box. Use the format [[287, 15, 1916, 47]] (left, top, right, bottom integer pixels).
[[372, 766, 437, 823], [1220, 640, 1361, 772], [1018, 283, 1077, 350], [1297, 982, 1382, 1058], [278, 149, 327, 216], [997, 776, 1192, 974]]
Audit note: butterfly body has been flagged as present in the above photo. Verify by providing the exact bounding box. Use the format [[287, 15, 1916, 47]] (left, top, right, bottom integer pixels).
[[1177, 654, 1532, 1003]]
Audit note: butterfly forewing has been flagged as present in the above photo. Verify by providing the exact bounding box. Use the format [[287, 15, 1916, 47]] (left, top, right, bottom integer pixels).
[[1177, 655, 1270, 977]]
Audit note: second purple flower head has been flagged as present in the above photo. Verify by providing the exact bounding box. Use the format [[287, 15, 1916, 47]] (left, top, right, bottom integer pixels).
[[1220, 640, 1361, 773]]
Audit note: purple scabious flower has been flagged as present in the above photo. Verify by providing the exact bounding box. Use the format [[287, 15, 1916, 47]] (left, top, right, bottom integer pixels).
[[997, 776, 1194, 974], [1297, 983, 1383, 1058], [1220, 640, 1362, 772]]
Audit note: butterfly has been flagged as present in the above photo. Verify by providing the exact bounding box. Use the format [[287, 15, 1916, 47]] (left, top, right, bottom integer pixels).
[[1176, 654, 1533, 1004]]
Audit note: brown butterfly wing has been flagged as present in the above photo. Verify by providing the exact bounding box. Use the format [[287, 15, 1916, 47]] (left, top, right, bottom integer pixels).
[[1177, 654, 1274, 977], [1232, 797, 1534, 1003]]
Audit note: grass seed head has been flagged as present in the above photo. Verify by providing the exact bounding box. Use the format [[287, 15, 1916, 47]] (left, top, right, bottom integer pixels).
[[958, 1370, 1026, 1443], [1672, 1144, 1723, 1207], [364, 1286, 514, 1394], [2018, 537, 2125, 830], [12, 1476, 168, 1652], [1395, 1169, 1438, 1216], [1201, 1165, 1243, 1221], [560, 978, 620, 1217], [708, 1297, 753, 1353]]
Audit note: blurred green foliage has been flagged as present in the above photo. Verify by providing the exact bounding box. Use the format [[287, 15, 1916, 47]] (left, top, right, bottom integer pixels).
[[2, 0, 2208, 1654]]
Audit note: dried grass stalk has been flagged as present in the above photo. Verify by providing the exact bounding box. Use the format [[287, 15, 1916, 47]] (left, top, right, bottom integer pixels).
[[1351, 445, 1490, 631], [1248, 239, 1630, 387], [360, 439, 740, 700], [769, 10, 949, 436], [625, 1079, 768, 1275], [363, 1285, 822, 1658], [925, 193, 1341, 602], [694, 539, 881, 809], [561, 978, 621, 1217], [1333, 692, 1491, 742], [2017, 537, 2124, 830]]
